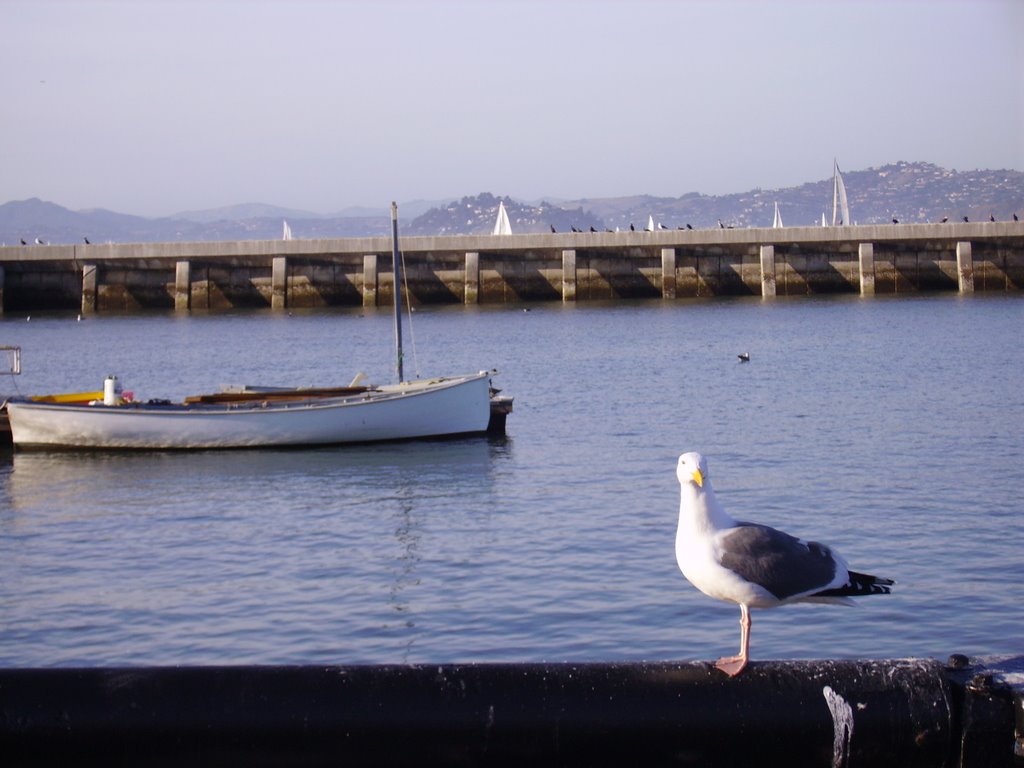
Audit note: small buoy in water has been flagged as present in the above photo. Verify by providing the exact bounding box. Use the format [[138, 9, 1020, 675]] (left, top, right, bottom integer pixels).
[[76, 314, 82, 322], [738, 352, 750, 362]]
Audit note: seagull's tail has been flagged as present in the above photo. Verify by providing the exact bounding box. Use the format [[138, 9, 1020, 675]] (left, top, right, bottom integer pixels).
[[814, 571, 894, 598]]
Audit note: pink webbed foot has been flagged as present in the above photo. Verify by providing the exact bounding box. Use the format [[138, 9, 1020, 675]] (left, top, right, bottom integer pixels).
[[714, 655, 749, 677]]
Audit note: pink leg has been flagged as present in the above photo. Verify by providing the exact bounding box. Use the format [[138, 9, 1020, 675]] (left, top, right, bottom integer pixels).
[[715, 604, 751, 677]]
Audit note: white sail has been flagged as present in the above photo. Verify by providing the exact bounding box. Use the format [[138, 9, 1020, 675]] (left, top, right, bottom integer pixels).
[[821, 212, 827, 227], [492, 201, 512, 235], [773, 201, 783, 229], [647, 215, 655, 232], [282, 220, 293, 240], [832, 160, 850, 227]]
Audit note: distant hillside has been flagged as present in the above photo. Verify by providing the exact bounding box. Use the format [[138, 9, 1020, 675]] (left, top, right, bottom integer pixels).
[[405, 193, 604, 236], [2, 162, 1021, 245]]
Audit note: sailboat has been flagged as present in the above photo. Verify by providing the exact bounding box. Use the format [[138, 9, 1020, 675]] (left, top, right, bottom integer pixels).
[[492, 201, 512, 235], [6, 204, 511, 450], [772, 201, 784, 229], [832, 159, 850, 226], [282, 220, 293, 240]]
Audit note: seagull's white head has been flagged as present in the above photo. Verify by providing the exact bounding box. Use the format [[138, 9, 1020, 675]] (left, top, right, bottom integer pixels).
[[677, 452, 709, 489]]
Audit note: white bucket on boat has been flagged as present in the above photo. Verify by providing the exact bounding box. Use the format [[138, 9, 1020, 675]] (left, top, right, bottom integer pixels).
[[103, 375, 120, 406]]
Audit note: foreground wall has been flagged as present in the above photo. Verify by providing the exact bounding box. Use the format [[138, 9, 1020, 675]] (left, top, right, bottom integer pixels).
[[1, 223, 1021, 313]]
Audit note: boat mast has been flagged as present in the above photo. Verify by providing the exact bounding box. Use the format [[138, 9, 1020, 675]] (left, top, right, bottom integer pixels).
[[390, 201, 404, 383]]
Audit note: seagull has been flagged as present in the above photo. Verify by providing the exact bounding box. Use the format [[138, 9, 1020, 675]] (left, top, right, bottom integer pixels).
[[990, 214, 995, 222], [737, 352, 750, 362], [686, 224, 693, 230], [20, 238, 26, 245], [940, 217, 948, 223], [34, 237, 46, 245], [674, 452, 893, 677], [550, 224, 557, 233], [1014, 213, 1019, 222], [590, 226, 597, 233], [892, 217, 899, 224], [83, 237, 90, 244], [630, 223, 636, 231], [571, 226, 580, 233], [963, 216, 969, 223]]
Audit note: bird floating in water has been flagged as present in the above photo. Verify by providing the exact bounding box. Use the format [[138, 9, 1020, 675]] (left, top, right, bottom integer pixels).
[[674, 452, 893, 677], [737, 352, 750, 363]]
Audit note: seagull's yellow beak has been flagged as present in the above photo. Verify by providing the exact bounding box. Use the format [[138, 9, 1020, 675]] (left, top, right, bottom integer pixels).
[[692, 469, 704, 487]]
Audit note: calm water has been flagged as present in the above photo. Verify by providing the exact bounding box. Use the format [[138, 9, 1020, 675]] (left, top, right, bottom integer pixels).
[[0, 294, 1021, 667]]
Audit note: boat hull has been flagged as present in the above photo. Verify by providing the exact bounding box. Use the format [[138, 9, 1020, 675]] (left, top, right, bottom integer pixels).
[[7, 373, 493, 450]]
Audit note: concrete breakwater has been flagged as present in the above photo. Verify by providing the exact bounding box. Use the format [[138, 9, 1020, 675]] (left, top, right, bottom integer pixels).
[[0, 222, 1021, 313]]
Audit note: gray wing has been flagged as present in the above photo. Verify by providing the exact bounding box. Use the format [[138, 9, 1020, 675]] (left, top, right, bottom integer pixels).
[[718, 523, 840, 600]]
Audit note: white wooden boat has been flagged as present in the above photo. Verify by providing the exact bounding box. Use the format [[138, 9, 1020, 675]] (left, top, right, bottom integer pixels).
[[5, 203, 512, 450], [6, 372, 498, 449]]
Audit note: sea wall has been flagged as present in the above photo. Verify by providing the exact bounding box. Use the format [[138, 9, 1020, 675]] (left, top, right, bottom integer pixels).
[[0, 223, 1021, 313]]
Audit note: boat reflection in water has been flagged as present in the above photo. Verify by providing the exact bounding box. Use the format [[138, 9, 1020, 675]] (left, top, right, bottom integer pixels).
[[4, 435, 511, 516]]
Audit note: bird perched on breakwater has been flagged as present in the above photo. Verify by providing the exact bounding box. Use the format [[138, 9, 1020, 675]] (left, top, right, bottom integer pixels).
[[963, 216, 970, 223], [674, 452, 893, 677]]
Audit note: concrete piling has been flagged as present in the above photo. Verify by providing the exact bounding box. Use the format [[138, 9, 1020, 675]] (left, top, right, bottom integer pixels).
[[80, 263, 97, 315], [957, 241, 974, 293], [174, 260, 191, 311], [464, 251, 479, 304], [271, 256, 287, 310], [561, 249, 576, 302], [759, 244, 776, 297], [362, 254, 378, 307], [661, 247, 676, 299], [859, 242, 876, 296]]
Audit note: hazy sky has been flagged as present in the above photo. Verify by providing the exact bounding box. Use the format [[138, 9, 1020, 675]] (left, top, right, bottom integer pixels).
[[3, 0, 1022, 217]]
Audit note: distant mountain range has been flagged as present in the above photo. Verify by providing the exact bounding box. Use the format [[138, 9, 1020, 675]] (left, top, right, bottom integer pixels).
[[2, 162, 1021, 246]]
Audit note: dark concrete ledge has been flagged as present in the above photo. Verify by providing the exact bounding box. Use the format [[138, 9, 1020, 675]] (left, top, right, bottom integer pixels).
[[0, 657, 1019, 767]]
